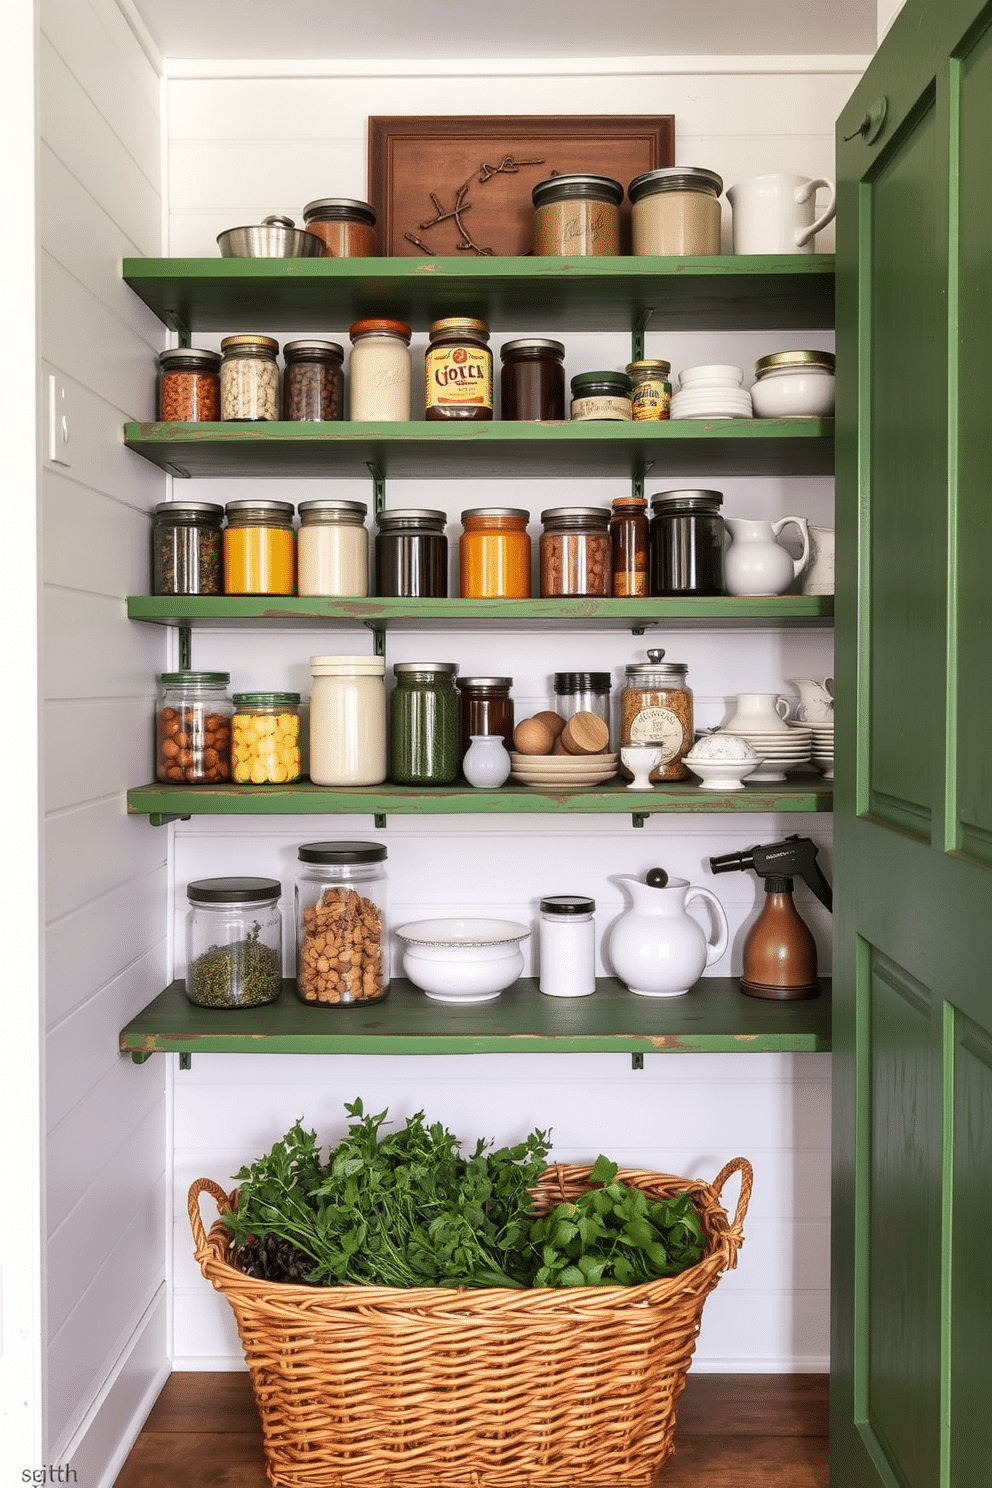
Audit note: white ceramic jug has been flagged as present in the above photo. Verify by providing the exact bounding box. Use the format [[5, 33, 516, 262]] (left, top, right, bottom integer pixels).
[[462, 734, 511, 789], [724, 516, 810, 596], [801, 525, 835, 595], [725, 692, 792, 733], [608, 874, 729, 997], [787, 679, 834, 724], [726, 173, 837, 255]]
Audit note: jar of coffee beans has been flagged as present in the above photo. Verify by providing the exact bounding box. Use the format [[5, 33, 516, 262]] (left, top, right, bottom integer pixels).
[[185, 877, 283, 1008], [155, 671, 233, 785], [282, 339, 344, 421], [539, 506, 612, 596]]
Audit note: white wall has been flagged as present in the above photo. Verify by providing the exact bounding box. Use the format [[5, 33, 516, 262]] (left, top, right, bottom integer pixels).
[[163, 59, 860, 1373]]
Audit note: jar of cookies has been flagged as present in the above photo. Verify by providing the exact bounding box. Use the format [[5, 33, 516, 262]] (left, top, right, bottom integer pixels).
[[294, 840, 389, 1007]]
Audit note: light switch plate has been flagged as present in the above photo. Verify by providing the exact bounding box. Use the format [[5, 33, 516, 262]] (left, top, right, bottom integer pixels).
[[47, 374, 71, 466]]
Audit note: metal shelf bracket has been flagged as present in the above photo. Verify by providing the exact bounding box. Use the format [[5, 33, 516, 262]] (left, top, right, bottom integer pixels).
[[631, 1052, 645, 1070]]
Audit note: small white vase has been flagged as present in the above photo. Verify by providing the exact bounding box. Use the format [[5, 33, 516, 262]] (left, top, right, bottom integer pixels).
[[462, 734, 511, 789]]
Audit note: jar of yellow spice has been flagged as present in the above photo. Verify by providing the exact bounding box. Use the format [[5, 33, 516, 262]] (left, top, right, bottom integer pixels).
[[231, 692, 302, 784], [224, 498, 296, 595]]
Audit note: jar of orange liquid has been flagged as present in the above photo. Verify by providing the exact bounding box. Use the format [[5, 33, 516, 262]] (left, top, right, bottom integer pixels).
[[223, 499, 295, 595], [458, 507, 531, 598]]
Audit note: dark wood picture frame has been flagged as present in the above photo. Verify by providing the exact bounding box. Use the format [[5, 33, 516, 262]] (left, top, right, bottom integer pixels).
[[368, 115, 675, 258]]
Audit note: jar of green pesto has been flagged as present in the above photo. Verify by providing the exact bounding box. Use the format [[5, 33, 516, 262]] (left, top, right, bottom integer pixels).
[[390, 662, 460, 785]]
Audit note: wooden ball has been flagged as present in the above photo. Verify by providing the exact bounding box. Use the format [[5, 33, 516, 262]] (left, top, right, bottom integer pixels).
[[513, 717, 554, 755], [531, 710, 566, 740], [561, 711, 610, 756]]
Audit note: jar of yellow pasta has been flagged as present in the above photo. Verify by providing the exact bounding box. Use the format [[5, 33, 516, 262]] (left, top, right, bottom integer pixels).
[[231, 692, 302, 784]]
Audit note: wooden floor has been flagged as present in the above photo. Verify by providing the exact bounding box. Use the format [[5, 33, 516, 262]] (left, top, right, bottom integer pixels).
[[114, 1370, 829, 1486]]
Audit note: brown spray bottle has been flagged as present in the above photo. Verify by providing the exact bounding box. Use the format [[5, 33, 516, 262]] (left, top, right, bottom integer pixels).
[[708, 835, 832, 1000]]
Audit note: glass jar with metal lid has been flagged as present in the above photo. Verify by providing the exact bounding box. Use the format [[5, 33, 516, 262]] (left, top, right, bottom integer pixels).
[[297, 498, 368, 596], [390, 661, 460, 786], [301, 197, 377, 257], [295, 841, 389, 1007], [348, 319, 412, 420], [500, 338, 566, 421], [219, 334, 280, 421], [282, 339, 344, 421], [223, 498, 296, 595], [532, 174, 623, 256], [649, 489, 726, 596], [570, 370, 632, 422], [155, 671, 232, 785], [157, 347, 220, 421], [751, 349, 836, 418], [626, 360, 672, 421], [553, 672, 612, 744], [539, 507, 612, 596], [185, 876, 283, 1009], [231, 692, 302, 784], [627, 167, 724, 256], [459, 507, 531, 598], [151, 500, 224, 596], [456, 676, 514, 760], [375, 508, 448, 597], [620, 649, 694, 782], [425, 318, 493, 421]]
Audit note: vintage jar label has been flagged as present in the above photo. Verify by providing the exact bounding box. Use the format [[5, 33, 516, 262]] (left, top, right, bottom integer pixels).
[[425, 346, 492, 409], [631, 381, 672, 421], [628, 705, 685, 762], [570, 396, 632, 422]]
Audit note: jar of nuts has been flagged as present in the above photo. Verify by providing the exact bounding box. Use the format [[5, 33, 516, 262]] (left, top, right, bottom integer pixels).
[[219, 334, 280, 421], [231, 693, 302, 784], [620, 649, 694, 782], [155, 671, 233, 785], [294, 840, 389, 1007], [539, 506, 612, 596], [282, 339, 344, 421]]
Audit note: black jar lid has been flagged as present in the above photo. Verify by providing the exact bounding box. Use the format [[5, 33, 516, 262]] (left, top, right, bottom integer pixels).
[[627, 167, 723, 202], [153, 500, 224, 518], [650, 489, 723, 513], [570, 370, 633, 396], [456, 676, 512, 690], [532, 174, 623, 207], [232, 692, 301, 708], [283, 339, 344, 361], [500, 338, 565, 358], [539, 895, 596, 915], [554, 672, 611, 693], [303, 197, 376, 224], [375, 508, 446, 530], [157, 670, 230, 686], [187, 876, 281, 904], [158, 347, 221, 371], [297, 841, 388, 863]]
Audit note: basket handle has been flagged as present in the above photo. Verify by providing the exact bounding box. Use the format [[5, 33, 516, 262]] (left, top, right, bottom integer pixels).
[[710, 1157, 753, 1238], [188, 1177, 235, 1252]]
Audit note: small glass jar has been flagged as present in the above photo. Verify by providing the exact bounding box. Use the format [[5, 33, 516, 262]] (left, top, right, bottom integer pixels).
[[295, 841, 389, 1006], [223, 498, 296, 595], [375, 508, 448, 597], [302, 197, 377, 257], [348, 319, 412, 421], [155, 671, 232, 785], [553, 672, 612, 744], [456, 676, 514, 761], [609, 495, 650, 597], [151, 500, 224, 596], [626, 360, 672, 421], [185, 877, 283, 1009], [459, 507, 531, 598], [539, 507, 612, 596], [231, 692, 302, 784], [282, 339, 344, 421], [499, 338, 566, 421], [628, 167, 723, 256], [297, 498, 369, 597], [425, 318, 493, 421], [219, 334, 280, 421], [570, 370, 632, 422], [390, 661, 460, 786], [157, 348, 220, 422], [620, 649, 694, 782], [532, 174, 623, 256], [309, 655, 386, 787], [649, 489, 726, 596], [538, 895, 596, 999]]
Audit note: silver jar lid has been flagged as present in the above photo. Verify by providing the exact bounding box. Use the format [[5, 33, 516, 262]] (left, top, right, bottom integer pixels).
[[624, 648, 689, 683], [456, 676, 512, 689], [224, 498, 295, 518], [283, 339, 344, 360], [627, 167, 724, 202], [154, 500, 224, 518], [460, 507, 529, 521], [375, 508, 447, 530], [158, 348, 221, 371], [532, 174, 624, 207], [500, 338, 566, 358], [540, 505, 611, 526], [297, 498, 367, 522], [650, 489, 723, 512], [392, 661, 459, 675]]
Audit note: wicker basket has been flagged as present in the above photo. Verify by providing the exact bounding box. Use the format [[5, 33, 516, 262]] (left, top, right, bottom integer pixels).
[[188, 1157, 752, 1488]]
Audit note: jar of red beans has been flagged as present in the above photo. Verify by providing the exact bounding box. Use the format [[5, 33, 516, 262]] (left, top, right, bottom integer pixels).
[[157, 348, 220, 422], [155, 671, 233, 785], [539, 506, 612, 597]]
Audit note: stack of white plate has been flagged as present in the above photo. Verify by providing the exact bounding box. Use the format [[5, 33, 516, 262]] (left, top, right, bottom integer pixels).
[[725, 724, 814, 783], [810, 723, 834, 780], [670, 363, 753, 421], [510, 752, 619, 789]]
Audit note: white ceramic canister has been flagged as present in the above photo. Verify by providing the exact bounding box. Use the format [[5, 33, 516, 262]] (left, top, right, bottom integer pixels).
[[309, 654, 386, 786], [297, 498, 369, 596], [538, 895, 596, 998], [628, 167, 723, 256], [348, 318, 412, 420]]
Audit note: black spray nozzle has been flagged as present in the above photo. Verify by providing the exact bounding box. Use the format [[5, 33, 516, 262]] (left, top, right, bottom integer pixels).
[[709, 834, 832, 913]]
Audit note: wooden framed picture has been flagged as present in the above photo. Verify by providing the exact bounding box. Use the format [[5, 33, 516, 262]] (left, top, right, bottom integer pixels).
[[368, 115, 675, 258]]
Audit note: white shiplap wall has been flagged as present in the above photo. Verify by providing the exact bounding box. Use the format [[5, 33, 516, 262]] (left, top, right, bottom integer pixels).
[[165, 61, 859, 1373]]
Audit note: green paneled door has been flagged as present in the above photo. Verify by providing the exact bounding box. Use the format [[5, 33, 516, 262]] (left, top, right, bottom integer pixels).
[[833, 1, 992, 1485]]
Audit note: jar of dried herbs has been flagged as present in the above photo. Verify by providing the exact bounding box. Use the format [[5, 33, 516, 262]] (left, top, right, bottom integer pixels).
[[185, 876, 283, 1008], [152, 500, 224, 596], [390, 661, 460, 785]]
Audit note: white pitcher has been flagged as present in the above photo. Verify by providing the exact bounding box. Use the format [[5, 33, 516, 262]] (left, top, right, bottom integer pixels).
[[787, 679, 834, 724], [608, 874, 729, 998], [801, 525, 835, 595], [727, 173, 837, 255], [725, 692, 792, 733], [724, 516, 810, 596]]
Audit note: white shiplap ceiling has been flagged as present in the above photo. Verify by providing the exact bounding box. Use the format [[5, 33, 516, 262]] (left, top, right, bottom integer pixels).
[[128, 0, 877, 62]]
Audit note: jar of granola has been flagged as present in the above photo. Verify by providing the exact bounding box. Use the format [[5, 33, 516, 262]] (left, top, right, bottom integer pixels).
[[620, 650, 694, 782], [539, 506, 611, 597]]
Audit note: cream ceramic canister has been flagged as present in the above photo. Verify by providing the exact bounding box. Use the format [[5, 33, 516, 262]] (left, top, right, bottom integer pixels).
[[608, 871, 729, 997], [724, 516, 810, 596]]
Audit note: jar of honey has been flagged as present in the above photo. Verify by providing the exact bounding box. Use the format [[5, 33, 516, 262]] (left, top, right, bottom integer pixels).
[[459, 507, 531, 598], [223, 498, 296, 595]]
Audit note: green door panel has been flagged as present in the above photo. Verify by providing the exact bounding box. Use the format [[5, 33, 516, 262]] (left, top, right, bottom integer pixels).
[[950, 1017, 992, 1486]]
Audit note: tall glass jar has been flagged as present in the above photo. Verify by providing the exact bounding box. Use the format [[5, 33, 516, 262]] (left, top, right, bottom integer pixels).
[[302, 198, 377, 257], [297, 498, 369, 596], [309, 655, 386, 786], [375, 508, 448, 597], [295, 841, 388, 1006], [532, 174, 623, 256], [649, 489, 726, 596], [628, 167, 723, 256], [499, 338, 565, 421], [155, 671, 232, 785], [231, 692, 302, 784], [223, 498, 296, 595], [553, 672, 612, 744], [390, 662, 460, 785], [626, 360, 672, 421], [151, 500, 224, 596], [282, 339, 344, 421], [609, 495, 650, 597], [185, 877, 283, 1008], [539, 507, 612, 596], [348, 319, 412, 420], [459, 507, 531, 598], [425, 318, 492, 421], [456, 676, 514, 761], [620, 650, 694, 782], [157, 348, 220, 422], [219, 335, 280, 420]]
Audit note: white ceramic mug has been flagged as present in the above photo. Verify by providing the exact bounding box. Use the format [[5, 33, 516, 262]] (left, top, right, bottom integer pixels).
[[725, 693, 792, 734], [727, 173, 837, 255], [801, 525, 835, 595]]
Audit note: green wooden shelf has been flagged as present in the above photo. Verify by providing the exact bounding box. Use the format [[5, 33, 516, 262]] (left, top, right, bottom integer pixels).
[[120, 977, 832, 1060], [122, 253, 835, 335]]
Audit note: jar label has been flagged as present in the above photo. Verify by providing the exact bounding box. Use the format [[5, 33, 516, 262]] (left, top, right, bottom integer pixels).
[[570, 396, 632, 422], [631, 381, 672, 421], [628, 705, 685, 762], [425, 346, 492, 409]]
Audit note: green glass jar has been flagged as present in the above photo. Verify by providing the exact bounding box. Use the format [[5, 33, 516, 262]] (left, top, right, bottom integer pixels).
[[390, 662, 459, 785]]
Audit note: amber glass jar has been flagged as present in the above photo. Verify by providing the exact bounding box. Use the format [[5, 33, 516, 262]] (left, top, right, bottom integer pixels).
[[223, 498, 295, 595], [456, 676, 514, 760], [459, 507, 531, 598], [609, 495, 649, 596], [539, 507, 611, 597], [157, 348, 220, 422], [499, 339, 565, 421], [620, 649, 694, 782], [626, 360, 672, 421], [424, 318, 493, 420], [302, 198, 377, 257], [532, 174, 623, 256]]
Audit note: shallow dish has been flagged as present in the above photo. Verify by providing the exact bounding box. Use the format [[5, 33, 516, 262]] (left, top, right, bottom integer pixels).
[[395, 918, 531, 1003], [217, 216, 324, 258], [685, 757, 762, 791]]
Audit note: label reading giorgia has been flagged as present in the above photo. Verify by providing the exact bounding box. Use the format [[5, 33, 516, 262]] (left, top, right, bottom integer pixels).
[[424, 317, 492, 419]]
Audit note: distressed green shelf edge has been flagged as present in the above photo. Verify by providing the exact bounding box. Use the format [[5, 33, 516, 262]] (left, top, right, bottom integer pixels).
[[120, 977, 832, 1058]]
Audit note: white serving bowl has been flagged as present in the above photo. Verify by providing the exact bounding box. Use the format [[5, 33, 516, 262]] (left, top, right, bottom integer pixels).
[[396, 918, 530, 1003], [685, 757, 762, 790], [750, 366, 835, 418]]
